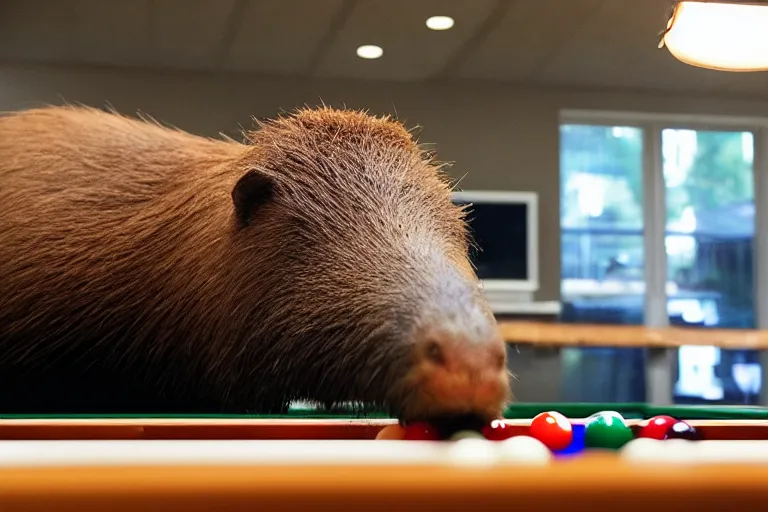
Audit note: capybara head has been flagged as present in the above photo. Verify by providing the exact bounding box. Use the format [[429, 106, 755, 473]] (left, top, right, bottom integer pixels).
[[228, 107, 511, 424]]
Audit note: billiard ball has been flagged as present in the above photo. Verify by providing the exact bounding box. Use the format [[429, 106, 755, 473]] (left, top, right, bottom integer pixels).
[[587, 410, 624, 421], [529, 411, 573, 451], [497, 435, 553, 465], [449, 430, 486, 441], [583, 410, 634, 450], [665, 420, 700, 440], [447, 437, 498, 467], [482, 419, 515, 441], [621, 437, 695, 462], [402, 422, 441, 441], [637, 415, 677, 440], [375, 424, 407, 440]]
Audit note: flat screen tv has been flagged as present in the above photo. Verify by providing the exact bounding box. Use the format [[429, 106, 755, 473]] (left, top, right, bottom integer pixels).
[[451, 190, 539, 301]]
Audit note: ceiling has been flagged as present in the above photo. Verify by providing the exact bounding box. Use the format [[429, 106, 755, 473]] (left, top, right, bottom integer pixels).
[[1, 0, 767, 97]]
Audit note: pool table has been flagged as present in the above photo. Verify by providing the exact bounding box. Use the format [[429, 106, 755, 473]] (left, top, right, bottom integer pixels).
[[1, 403, 768, 510]]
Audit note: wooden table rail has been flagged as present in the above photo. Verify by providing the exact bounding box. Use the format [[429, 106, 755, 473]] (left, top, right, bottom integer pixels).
[[498, 321, 768, 349], [3, 455, 768, 510]]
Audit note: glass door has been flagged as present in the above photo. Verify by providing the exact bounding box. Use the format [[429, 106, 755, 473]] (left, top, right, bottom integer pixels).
[[662, 128, 761, 404], [559, 123, 647, 402]]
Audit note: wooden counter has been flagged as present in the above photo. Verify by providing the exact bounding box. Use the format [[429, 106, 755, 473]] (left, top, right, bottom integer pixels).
[[499, 320, 768, 349]]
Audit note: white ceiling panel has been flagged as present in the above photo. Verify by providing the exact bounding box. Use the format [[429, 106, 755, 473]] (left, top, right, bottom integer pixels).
[[0, 0, 766, 98], [533, 0, 737, 93], [0, 0, 151, 65], [312, 0, 498, 81], [0, 0, 81, 62], [225, 0, 348, 74], [453, 0, 604, 82], [151, 0, 240, 70], [722, 72, 768, 96], [68, 0, 151, 67]]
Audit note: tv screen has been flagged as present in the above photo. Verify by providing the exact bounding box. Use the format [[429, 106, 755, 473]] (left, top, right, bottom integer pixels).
[[452, 200, 529, 281]]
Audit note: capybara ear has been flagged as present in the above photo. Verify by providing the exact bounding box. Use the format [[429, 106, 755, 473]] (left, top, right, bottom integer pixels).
[[231, 168, 275, 225]]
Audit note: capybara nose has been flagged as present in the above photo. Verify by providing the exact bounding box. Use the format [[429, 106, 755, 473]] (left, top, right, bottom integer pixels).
[[411, 323, 510, 422], [420, 333, 506, 374]]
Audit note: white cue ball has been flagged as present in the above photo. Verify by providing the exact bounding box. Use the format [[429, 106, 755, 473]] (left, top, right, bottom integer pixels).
[[620, 437, 664, 458], [621, 437, 695, 464], [496, 435, 552, 465], [446, 437, 499, 468]]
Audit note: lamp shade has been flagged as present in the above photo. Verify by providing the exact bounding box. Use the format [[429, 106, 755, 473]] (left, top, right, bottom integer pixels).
[[662, 1, 768, 71]]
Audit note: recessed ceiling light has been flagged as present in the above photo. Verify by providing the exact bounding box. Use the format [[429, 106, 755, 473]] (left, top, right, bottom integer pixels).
[[356, 45, 383, 59], [426, 15, 454, 30]]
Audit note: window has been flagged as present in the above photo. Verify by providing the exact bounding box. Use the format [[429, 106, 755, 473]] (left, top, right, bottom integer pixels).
[[663, 129, 759, 404], [559, 113, 765, 405], [559, 124, 647, 402], [560, 124, 645, 325]]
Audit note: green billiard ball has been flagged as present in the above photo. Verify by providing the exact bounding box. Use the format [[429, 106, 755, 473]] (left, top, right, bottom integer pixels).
[[449, 430, 486, 441], [583, 411, 634, 450], [588, 410, 624, 421]]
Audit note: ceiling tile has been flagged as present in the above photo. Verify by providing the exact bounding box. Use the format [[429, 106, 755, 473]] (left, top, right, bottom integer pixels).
[[453, 0, 604, 81], [0, 0, 152, 66], [225, 0, 347, 74], [0, 0, 80, 62], [534, 0, 737, 93], [0, 0, 764, 98], [312, 0, 498, 81], [68, 0, 151, 66], [720, 71, 768, 97], [150, 0, 240, 69]]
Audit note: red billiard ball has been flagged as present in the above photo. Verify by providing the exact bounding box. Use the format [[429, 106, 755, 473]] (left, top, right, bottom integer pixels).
[[482, 419, 515, 441], [529, 411, 573, 451], [402, 422, 441, 441], [637, 415, 677, 440]]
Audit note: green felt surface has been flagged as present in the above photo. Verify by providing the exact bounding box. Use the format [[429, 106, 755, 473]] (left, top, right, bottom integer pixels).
[[1, 403, 767, 420]]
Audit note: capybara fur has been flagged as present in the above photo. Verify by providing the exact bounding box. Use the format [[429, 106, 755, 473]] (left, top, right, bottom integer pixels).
[[0, 105, 510, 425]]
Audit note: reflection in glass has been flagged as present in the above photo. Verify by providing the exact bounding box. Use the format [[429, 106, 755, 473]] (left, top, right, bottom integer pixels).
[[662, 128, 760, 404], [559, 124, 646, 402]]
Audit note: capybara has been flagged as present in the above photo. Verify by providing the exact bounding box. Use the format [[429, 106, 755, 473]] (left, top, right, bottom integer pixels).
[[0, 105, 510, 426]]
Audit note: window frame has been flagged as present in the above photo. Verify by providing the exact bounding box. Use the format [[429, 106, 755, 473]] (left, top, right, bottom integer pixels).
[[559, 109, 768, 405]]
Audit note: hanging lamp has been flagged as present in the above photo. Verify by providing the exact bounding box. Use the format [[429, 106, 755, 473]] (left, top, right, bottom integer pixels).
[[659, 1, 768, 71]]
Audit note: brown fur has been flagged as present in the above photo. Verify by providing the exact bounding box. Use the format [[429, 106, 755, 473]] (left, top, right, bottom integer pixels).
[[0, 105, 510, 421]]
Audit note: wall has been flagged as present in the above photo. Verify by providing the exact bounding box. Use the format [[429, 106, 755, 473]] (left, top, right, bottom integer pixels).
[[6, 63, 768, 302], [3, 63, 768, 401], [0, 63, 559, 301]]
